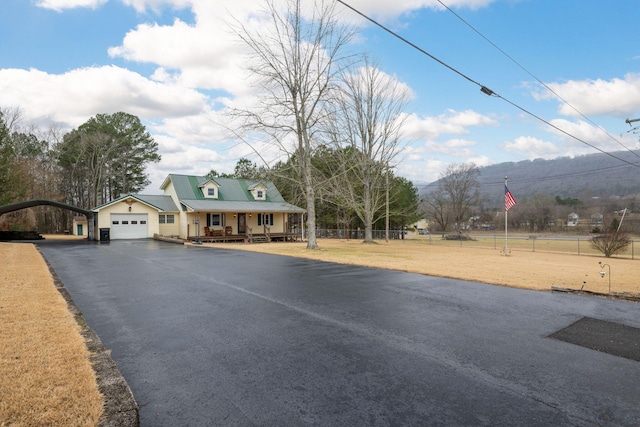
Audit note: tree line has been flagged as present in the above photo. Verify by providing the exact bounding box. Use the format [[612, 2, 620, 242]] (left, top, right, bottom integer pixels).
[[421, 162, 640, 240], [0, 108, 160, 232]]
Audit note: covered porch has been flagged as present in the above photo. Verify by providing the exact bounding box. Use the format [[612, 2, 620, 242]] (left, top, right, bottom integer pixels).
[[185, 209, 304, 243]]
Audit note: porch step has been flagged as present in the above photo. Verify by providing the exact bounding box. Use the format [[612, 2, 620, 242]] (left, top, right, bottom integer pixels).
[[250, 235, 269, 243]]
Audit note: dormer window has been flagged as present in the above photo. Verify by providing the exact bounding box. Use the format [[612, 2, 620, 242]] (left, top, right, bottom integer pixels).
[[201, 179, 220, 199], [248, 182, 267, 200]]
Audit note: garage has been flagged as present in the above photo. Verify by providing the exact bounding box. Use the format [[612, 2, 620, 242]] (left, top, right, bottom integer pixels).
[[110, 214, 149, 239]]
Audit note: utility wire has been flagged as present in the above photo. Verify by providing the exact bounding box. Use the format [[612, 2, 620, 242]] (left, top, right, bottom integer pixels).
[[335, 0, 640, 170], [435, 0, 640, 159], [480, 163, 637, 188]]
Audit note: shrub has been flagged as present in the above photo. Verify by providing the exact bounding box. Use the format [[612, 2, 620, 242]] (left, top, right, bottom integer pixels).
[[590, 232, 630, 258], [443, 233, 475, 241]]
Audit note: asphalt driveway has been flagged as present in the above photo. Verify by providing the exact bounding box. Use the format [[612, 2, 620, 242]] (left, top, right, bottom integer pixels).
[[38, 239, 640, 426]]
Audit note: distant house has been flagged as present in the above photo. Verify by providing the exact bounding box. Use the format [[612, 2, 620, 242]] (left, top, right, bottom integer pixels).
[[590, 213, 603, 226], [567, 212, 579, 227], [92, 174, 305, 241]]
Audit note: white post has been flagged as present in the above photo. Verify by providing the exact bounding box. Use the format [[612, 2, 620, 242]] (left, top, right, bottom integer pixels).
[[617, 208, 627, 232], [504, 176, 509, 256], [385, 168, 389, 243]]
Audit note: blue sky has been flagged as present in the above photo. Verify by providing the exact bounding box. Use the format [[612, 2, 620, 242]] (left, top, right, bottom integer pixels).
[[1, 0, 639, 193]]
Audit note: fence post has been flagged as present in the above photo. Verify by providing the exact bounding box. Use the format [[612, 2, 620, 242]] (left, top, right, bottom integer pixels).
[[494, 234, 497, 249], [577, 237, 580, 255]]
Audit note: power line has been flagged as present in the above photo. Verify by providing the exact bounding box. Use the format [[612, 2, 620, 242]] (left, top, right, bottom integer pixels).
[[420, 160, 637, 193], [435, 0, 640, 160], [479, 162, 636, 188], [335, 0, 640, 170]]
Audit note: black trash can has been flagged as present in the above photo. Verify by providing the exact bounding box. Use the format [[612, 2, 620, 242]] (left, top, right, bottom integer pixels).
[[99, 228, 110, 242]]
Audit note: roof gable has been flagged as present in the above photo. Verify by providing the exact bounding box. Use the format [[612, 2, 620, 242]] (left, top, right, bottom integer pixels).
[[93, 194, 178, 212], [163, 174, 286, 203]]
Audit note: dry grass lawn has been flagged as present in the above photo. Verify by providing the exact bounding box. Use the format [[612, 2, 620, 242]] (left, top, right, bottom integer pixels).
[[0, 242, 103, 427], [200, 238, 640, 295]]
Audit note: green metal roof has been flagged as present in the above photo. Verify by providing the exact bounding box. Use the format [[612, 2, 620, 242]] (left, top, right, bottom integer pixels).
[[167, 174, 287, 204]]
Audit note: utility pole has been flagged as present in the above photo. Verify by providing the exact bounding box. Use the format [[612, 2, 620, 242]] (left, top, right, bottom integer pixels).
[[625, 118, 640, 135]]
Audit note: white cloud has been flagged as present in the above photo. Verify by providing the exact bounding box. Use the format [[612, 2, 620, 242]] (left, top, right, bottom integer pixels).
[[502, 136, 561, 160], [107, 3, 261, 96], [536, 73, 640, 118], [466, 155, 491, 167], [403, 109, 497, 140], [0, 66, 207, 128], [400, 157, 448, 184], [424, 138, 477, 156], [342, 0, 496, 20], [120, 0, 193, 13], [36, 0, 107, 12]]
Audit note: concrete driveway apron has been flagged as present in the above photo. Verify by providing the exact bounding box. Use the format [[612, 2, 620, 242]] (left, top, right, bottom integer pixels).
[[38, 239, 640, 426]]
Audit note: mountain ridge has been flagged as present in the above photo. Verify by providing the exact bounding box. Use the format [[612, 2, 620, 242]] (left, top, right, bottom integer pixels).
[[420, 151, 640, 207]]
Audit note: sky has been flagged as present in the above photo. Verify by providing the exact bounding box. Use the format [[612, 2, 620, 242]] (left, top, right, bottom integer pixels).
[[1, 0, 639, 194]]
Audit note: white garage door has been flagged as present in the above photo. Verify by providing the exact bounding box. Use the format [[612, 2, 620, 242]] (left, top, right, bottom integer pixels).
[[110, 214, 149, 239]]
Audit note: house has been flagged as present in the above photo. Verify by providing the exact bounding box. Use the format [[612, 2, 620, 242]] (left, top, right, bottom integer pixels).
[[567, 212, 579, 227], [590, 213, 603, 226], [92, 174, 306, 241]]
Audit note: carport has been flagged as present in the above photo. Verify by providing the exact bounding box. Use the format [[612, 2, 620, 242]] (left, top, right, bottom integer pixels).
[[0, 199, 94, 240]]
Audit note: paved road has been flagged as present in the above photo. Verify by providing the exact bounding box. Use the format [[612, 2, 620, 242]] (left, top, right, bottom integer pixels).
[[38, 239, 640, 426]]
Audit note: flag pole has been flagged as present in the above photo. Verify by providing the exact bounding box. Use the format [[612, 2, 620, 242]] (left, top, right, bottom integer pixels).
[[504, 176, 509, 256]]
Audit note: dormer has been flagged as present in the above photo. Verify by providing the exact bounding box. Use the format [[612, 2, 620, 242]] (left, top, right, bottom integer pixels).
[[200, 179, 220, 199], [248, 182, 268, 201]]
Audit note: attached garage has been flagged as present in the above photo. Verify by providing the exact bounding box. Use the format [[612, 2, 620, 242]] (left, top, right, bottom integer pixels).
[[92, 194, 179, 241], [110, 214, 149, 239]]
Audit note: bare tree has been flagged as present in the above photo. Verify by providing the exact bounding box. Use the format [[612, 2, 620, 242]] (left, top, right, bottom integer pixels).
[[421, 186, 451, 237], [328, 59, 411, 243], [232, 0, 355, 249], [508, 193, 555, 232], [591, 232, 630, 258], [423, 163, 480, 235]]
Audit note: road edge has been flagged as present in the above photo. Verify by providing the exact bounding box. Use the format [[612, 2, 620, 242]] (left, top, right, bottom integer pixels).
[[38, 247, 140, 427]]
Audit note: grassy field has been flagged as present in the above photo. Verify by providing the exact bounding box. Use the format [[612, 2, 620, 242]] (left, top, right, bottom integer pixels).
[[405, 232, 639, 258], [0, 242, 103, 426], [199, 236, 640, 295]]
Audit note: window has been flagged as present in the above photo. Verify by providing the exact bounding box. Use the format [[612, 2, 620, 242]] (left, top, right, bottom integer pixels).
[[208, 188, 216, 197], [257, 190, 264, 198], [159, 214, 175, 224], [258, 213, 274, 226], [207, 213, 222, 226], [131, 221, 138, 225], [141, 220, 147, 225], [122, 221, 129, 225], [112, 221, 119, 225]]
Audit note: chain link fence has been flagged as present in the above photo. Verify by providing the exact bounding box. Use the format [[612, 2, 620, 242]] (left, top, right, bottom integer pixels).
[[313, 229, 639, 259]]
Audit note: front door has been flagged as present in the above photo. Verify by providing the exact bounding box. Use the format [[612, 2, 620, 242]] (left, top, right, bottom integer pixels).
[[238, 213, 246, 234], [77, 224, 83, 236]]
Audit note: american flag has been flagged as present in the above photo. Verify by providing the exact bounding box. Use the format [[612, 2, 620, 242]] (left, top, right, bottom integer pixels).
[[505, 186, 516, 211]]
